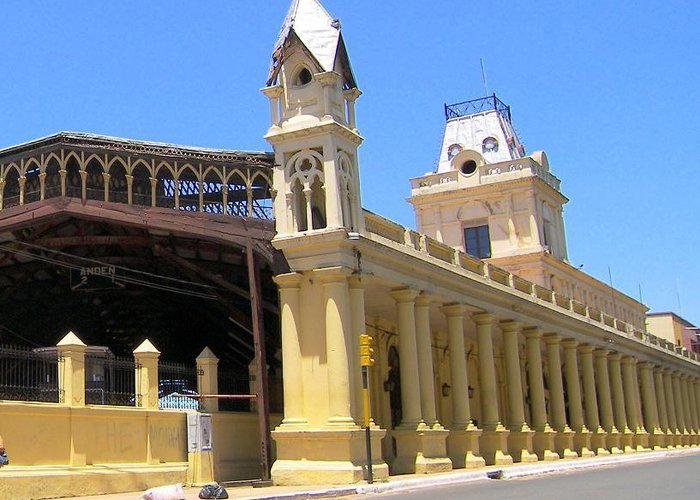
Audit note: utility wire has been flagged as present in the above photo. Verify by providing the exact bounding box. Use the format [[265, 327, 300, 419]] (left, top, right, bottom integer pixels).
[[14, 240, 218, 289], [0, 245, 218, 300]]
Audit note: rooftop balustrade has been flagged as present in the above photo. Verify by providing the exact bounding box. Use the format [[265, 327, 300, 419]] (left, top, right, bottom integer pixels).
[[363, 210, 700, 366], [410, 155, 561, 194]]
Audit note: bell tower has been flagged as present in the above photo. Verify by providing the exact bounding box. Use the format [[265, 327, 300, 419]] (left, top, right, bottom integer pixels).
[[262, 0, 364, 240], [261, 1, 388, 486]]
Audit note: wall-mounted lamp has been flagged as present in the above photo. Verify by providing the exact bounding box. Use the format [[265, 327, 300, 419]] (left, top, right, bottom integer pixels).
[[468, 385, 474, 399], [441, 383, 451, 397], [347, 231, 360, 241]]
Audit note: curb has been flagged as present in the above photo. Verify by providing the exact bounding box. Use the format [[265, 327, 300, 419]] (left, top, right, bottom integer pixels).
[[241, 447, 700, 500]]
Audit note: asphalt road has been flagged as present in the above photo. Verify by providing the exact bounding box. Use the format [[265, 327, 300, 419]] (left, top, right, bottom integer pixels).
[[362, 454, 700, 500]]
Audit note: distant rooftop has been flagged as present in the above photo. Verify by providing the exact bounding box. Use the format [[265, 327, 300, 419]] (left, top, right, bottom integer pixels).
[[0, 132, 273, 166], [444, 94, 512, 122]]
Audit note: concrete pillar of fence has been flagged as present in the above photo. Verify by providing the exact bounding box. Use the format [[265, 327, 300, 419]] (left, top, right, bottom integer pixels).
[[197, 347, 219, 413], [134, 339, 160, 409], [57, 331, 87, 407], [57, 331, 88, 467]]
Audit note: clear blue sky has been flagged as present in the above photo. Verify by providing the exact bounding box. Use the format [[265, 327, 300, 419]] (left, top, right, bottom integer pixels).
[[1, 1, 699, 325]]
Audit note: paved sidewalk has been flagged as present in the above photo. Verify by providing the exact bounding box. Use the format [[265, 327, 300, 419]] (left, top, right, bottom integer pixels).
[[66, 447, 700, 500]]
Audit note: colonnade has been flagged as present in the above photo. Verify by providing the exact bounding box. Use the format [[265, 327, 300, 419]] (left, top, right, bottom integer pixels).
[[271, 272, 700, 484], [377, 288, 700, 470]]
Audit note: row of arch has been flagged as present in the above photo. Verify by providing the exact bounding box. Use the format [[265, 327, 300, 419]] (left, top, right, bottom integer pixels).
[[0, 150, 274, 219]]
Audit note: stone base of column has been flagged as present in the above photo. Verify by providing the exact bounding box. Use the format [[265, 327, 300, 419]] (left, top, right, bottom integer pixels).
[[681, 431, 692, 447], [507, 426, 538, 463], [480, 426, 514, 466], [649, 429, 666, 450], [187, 451, 215, 486], [553, 428, 578, 459], [572, 429, 595, 458], [670, 431, 683, 448], [688, 430, 698, 446], [532, 428, 560, 461], [271, 427, 388, 485], [620, 428, 636, 453], [605, 429, 624, 454], [590, 428, 610, 456], [633, 430, 650, 451], [447, 426, 486, 469], [391, 426, 452, 475]]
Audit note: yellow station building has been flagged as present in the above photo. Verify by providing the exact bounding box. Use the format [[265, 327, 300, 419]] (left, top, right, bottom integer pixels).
[[0, 0, 699, 497]]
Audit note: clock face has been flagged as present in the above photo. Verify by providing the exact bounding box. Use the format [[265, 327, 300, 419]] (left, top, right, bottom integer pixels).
[[447, 144, 463, 160]]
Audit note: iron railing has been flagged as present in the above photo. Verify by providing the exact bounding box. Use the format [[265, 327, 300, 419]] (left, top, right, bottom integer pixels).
[[159, 361, 199, 410], [444, 94, 512, 122], [85, 354, 136, 406], [0, 345, 60, 403], [218, 370, 254, 412]]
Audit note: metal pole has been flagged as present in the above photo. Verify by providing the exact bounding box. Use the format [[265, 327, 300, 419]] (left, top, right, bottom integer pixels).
[[246, 237, 271, 482], [362, 365, 373, 484]]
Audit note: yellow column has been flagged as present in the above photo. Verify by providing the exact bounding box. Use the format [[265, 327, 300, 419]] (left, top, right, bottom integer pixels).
[[317, 267, 355, 427], [690, 378, 700, 443], [688, 377, 700, 444], [415, 295, 439, 427], [680, 375, 696, 445], [594, 348, 621, 454], [57, 331, 87, 407], [391, 288, 423, 428], [196, 347, 219, 413], [442, 304, 484, 468], [391, 289, 451, 474], [524, 328, 558, 461], [562, 339, 594, 457], [134, 339, 160, 409], [57, 331, 87, 467], [639, 362, 663, 449], [544, 334, 577, 459], [621, 356, 648, 451], [500, 321, 537, 463], [473, 313, 512, 465], [671, 372, 688, 446], [349, 276, 367, 424], [608, 353, 634, 452], [579, 344, 608, 455], [695, 381, 700, 432], [274, 273, 306, 427], [664, 369, 680, 447], [271, 267, 388, 484], [653, 366, 670, 444]]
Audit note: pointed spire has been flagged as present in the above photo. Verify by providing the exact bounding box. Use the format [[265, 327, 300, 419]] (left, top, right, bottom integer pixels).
[[57, 331, 86, 347], [268, 0, 356, 89], [133, 338, 160, 355]]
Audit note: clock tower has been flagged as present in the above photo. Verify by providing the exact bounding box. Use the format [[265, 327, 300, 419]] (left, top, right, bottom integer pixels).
[[409, 95, 647, 330], [409, 95, 569, 283]]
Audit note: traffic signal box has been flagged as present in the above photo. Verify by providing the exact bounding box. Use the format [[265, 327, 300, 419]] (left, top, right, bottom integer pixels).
[[359, 334, 375, 367]]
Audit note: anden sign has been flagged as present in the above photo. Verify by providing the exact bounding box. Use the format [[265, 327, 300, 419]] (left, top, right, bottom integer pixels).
[[70, 265, 125, 291]]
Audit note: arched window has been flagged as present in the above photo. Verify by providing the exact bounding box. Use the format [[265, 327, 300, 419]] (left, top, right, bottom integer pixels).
[[285, 150, 326, 232], [85, 158, 104, 201], [108, 158, 128, 204], [131, 163, 151, 207], [44, 157, 61, 199], [337, 151, 355, 230], [482, 137, 499, 153], [3, 166, 20, 209], [293, 67, 313, 86]]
